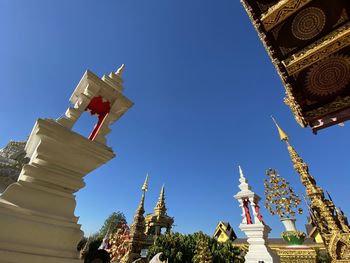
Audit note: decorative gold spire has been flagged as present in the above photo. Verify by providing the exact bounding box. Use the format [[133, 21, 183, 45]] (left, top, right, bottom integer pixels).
[[135, 174, 148, 217], [273, 117, 350, 261], [124, 175, 148, 263], [154, 184, 167, 216], [142, 174, 149, 192], [144, 183, 174, 238], [271, 116, 288, 141]]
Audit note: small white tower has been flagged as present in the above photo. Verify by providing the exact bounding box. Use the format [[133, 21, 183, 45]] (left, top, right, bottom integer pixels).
[[234, 166, 279, 263]]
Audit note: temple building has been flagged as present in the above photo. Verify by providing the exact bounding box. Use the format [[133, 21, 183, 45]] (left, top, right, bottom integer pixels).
[[241, 0, 350, 133], [213, 221, 237, 243]]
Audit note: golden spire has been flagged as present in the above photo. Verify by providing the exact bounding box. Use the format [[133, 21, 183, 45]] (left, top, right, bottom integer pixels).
[[271, 116, 288, 141], [142, 174, 149, 192], [136, 174, 148, 214], [154, 184, 167, 216], [272, 117, 350, 260]]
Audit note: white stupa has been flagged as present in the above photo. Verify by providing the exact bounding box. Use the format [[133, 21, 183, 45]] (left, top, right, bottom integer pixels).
[[234, 166, 279, 263]]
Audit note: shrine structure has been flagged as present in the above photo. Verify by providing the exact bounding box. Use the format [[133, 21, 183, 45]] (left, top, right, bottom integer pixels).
[[120, 177, 174, 262], [273, 118, 350, 261], [241, 0, 350, 132], [0, 65, 133, 263], [234, 166, 279, 263], [145, 185, 174, 238]]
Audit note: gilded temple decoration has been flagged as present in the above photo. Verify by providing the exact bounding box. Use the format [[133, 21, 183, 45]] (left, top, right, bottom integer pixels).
[[122, 176, 148, 263], [145, 185, 174, 238], [241, 0, 350, 132], [273, 118, 350, 261]]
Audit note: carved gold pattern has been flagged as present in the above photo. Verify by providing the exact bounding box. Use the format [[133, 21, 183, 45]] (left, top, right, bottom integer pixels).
[[284, 87, 307, 127], [305, 55, 350, 97], [261, 0, 312, 31], [305, 96, 350, 119], [275, 247, 317, 263], [276, 124, 350, 262], [291, 7, 326, 40], [284, 23, 350, 75], [241, 0, 307, 127]]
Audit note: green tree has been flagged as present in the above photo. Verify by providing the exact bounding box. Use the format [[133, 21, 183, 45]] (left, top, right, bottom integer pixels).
[[193, 233, 213, 263], [148, 232, 243, 263], [99, 211, 127, 237]]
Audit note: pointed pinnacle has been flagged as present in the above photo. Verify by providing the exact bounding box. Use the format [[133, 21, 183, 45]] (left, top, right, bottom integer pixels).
[[238, 165, 244, 179], [271, 116, 289, 141], [160, 184, 165, 198], [142, 174, 149, 192], [155, 184, 166, 215], [116, 64, 125, 77]]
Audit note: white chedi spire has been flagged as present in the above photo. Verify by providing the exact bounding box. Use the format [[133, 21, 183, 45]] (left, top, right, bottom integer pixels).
[[238, 165, 251, 192], [102, 64, 125, 92], [115, 64, 125, 77]]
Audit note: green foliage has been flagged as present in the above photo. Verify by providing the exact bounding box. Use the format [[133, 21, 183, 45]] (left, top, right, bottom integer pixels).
[[148, 232, 244, 263], [99, 211, 127, 237], [193, 233, 213, 263], [77, 232, 104, 261]]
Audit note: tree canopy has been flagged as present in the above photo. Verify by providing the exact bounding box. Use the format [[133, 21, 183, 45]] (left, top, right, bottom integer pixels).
[[99, 211, 127, 237], [148, 232, 244, 263]]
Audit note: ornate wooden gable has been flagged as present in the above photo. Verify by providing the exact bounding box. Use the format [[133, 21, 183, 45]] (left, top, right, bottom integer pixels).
[[242, 0, 350, 133]]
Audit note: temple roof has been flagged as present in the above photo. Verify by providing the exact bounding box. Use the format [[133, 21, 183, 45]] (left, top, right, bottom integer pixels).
[[213, 221, 237, 242], [241, 0, 350, 132]]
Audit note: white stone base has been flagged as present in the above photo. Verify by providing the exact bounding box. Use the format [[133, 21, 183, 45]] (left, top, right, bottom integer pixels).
[[0, 119, 114, 263], [240, 223, 280, 263], [0, 250, 82, 263]]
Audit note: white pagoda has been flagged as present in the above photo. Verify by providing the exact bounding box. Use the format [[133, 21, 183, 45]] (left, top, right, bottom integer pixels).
[[234, 166, 279, 263]]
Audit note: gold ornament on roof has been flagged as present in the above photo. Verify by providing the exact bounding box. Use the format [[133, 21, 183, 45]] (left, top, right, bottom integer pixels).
[[272, 117, 350, 262]]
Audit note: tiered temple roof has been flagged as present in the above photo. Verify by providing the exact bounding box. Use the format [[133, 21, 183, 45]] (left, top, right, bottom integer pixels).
[[241, 0, 350, 132]]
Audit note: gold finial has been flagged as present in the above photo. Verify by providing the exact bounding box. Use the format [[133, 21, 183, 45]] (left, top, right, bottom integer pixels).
[[160, 184, 165, 198], [155, 184, 166, 215], [271, 116, 289, 141], [142, 174, 149, 192]]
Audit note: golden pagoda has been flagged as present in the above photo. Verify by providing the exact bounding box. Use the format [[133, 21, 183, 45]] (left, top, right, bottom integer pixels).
[[272, 117, 350, 261], [122, 175, 149, 263], [145, 185, 174, 238], [241, 0, 350, 132]]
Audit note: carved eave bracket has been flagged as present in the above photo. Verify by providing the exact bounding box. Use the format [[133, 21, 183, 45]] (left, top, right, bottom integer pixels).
[[241, 0, 350, 132], [261, 0, 312, 32], [283, 22, 350, 75]]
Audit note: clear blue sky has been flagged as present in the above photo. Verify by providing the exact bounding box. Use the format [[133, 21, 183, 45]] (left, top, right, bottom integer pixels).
[[1, 0, 350, 238]]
